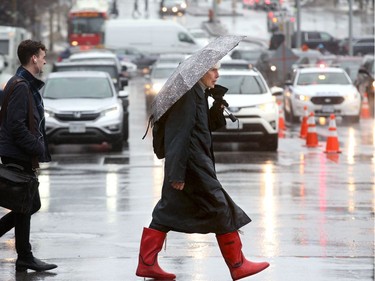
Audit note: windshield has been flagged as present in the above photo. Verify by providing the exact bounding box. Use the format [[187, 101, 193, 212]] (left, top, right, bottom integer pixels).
[[217, 75, 268, 95], [44, 77, 113, 99], [297, 72, 351, 85], [70, 17, 104, 34]]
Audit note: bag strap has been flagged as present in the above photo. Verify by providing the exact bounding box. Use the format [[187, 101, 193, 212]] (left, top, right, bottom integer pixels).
[[0, 78, 25, 125], [0, 78, 39, 169], [142, 115, 153, 140]]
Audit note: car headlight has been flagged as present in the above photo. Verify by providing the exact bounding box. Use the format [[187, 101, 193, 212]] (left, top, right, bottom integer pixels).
[[256, 102, 277, 112], [101, 105, 120, 117], [346, 91, 360, 101], [44, 109, 55, 118], [294, 93, 310, 102]]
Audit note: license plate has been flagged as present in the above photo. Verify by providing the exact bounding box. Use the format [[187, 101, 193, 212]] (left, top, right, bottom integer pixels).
[[69, 123, 86, 133], [322, 105, 334, 113], [226, 120, 243, 130]]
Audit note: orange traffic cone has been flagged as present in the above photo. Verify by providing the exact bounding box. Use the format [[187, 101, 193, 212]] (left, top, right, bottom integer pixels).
[[277, 101, 286, 138], [299, 106, 309, 139], [305, 112, 319, 147], [361, 92, 371, 119], [325, 114, 341, 153]]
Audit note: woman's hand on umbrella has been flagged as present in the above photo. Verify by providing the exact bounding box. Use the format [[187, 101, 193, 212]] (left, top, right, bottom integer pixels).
[[171, 181, 185, 190]]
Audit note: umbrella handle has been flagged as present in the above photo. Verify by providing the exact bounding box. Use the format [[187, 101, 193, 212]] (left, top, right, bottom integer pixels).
[[224, 108, 237, 122]]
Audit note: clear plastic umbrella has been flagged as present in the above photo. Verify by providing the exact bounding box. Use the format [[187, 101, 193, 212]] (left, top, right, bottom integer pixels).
[[151, 35, 245, 123]]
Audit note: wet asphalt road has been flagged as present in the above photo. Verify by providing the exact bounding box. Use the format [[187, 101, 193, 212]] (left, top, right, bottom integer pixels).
[[0, 76, 374, 281]]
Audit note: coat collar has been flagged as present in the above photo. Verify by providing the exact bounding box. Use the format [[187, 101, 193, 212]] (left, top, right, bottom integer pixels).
[[16, 66, 45, 91], [193, 82, 206, 100]]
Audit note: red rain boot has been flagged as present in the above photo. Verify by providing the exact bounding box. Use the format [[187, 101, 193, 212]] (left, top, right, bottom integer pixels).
[[216, 231, 269, 280], [136, 227, 176, 280]]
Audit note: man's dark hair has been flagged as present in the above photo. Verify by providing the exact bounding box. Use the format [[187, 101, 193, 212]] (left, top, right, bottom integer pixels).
[[17, 40, 47, 66]]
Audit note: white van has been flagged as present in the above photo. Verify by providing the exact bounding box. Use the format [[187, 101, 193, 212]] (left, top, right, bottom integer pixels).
[[104, 19, 203, 55]]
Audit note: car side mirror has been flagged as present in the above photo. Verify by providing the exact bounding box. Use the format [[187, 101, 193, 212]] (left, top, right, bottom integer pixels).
[[121, 65, 128, 72]]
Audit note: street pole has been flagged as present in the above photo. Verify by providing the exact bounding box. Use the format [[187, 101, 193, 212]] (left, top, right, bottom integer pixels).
[[296, 0, 301, 48], [348, 0, 353, 55], [12, 0, 17, 26], [212, 0, 218, 23], [49, 7, 54, 52], [232, 0, 236, 15]]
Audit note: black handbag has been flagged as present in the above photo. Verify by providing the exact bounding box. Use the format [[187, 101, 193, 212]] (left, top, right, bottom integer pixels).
[[0, 78, 40, 213], [0, 164, 39, 213]]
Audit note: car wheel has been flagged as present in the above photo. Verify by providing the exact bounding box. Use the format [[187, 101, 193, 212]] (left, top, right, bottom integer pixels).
[[286, 104, 299, 123], [260, 134, 278, 151], [284, 102, 291, 121], [111, 138, 123, 152], [123, 115, 129, 141]]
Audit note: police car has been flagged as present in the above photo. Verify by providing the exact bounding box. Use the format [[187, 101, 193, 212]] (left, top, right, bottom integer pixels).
[[283, 66, 361, 123]]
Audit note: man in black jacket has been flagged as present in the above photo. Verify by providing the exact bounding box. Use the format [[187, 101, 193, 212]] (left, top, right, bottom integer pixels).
[[0, 40, 57, 272]]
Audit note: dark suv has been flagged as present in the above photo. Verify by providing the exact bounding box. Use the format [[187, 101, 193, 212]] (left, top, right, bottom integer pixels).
[[291, 31, 340, 54]]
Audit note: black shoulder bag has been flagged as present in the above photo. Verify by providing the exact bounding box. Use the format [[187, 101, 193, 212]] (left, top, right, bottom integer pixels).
[[0, 79, 40, 213]]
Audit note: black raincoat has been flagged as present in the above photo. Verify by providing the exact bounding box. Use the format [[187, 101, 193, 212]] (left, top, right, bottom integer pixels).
[[152, 83, 251, 234]]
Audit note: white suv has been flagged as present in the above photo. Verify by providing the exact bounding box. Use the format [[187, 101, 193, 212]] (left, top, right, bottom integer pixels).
[[211, 68, 280, 151], [284, 66, 361, 123], [43, 71, 126, 151]]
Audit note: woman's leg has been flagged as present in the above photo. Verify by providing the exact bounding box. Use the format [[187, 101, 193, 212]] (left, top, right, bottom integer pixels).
[[136, 222, 175, 280]]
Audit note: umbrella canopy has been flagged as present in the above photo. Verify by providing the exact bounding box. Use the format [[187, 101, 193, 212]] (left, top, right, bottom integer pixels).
[[151, 35, 245, 123]]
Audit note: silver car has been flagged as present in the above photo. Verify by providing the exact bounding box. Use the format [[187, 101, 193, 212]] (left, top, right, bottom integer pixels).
[[43, 71, 125, 151]]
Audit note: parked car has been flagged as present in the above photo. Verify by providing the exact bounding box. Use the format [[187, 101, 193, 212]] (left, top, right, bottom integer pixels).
[[110, 46, 158, 75], [220, 59, 252, 70], [291, 31, 340, 54], [330, 56, 363, 82], [153, 53, 188, 65], [144, 62, 178, 108], [51, 60, 129, 140], [255, 48, 332, 87], [159, 0, 187, 16], [284, 66, 361, 123], [52, 60, 128, 92], [210, 68, 281, 151], [42, 71, 126, 151], [230, 46, 266, 65], [338, 36, 374, 56], [67, 50, 132, 78]]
